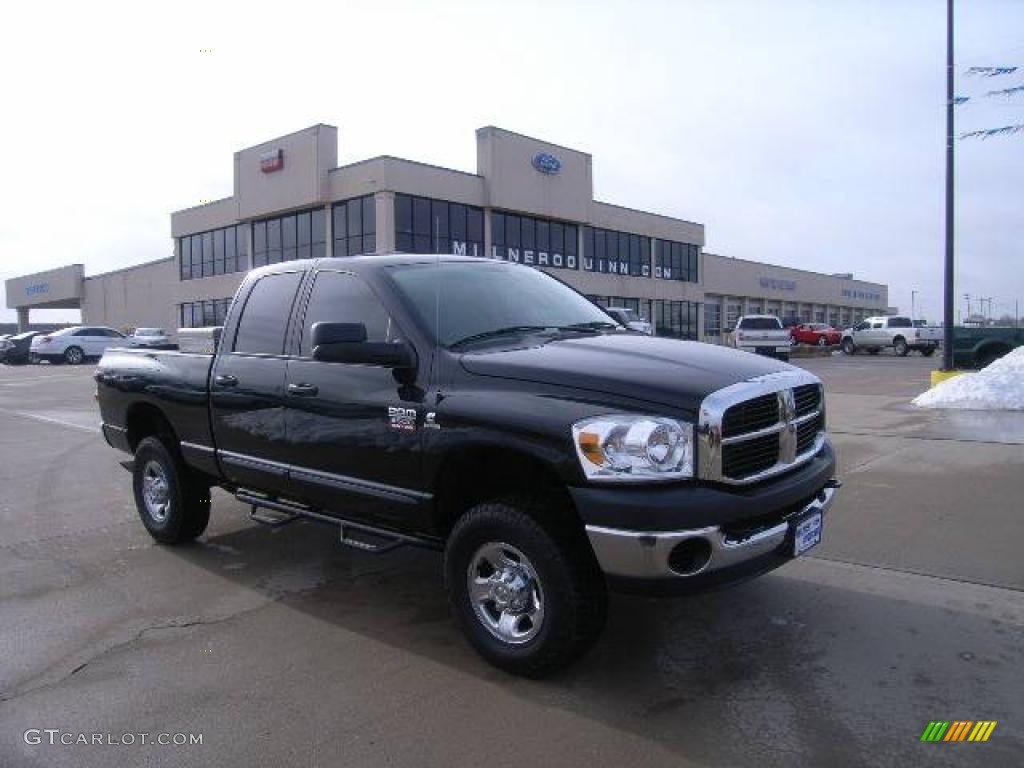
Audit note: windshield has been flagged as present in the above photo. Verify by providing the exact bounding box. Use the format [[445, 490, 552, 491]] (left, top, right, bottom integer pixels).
[[136, 328, 163, 336], [610, 308, 637, 322], [738, 317, 783, 330], [388, 261, 619, 347]]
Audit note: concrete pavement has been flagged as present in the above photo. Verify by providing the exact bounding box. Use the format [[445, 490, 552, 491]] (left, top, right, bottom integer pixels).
[[0, 357, 1021, 767]]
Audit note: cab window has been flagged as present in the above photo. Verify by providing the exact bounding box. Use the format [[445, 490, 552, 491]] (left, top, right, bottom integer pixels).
[[300, 271, 395, 357], [233, 272, 303, 355]]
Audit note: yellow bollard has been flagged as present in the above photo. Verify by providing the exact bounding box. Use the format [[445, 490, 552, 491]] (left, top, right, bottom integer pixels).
[[930, 369, 964, 388]]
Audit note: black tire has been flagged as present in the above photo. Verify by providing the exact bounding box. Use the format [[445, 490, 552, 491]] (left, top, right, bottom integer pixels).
[[841, 338, 856, 355], [817, 336, 828, 346], [894, 337, 909, 357], [921, 347, 936, 357], [445, 497, 607, 677], [64, 346, 84, 365], [132, 436, 210, 544], [778, 352, 791, 362]]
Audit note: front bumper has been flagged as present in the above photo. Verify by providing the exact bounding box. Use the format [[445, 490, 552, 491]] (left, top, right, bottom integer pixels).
[[586, 481, 837, 588]]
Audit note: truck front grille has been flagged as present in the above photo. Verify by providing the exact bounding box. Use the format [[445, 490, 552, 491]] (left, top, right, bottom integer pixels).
[[698, 372, 827, 485], [722, 432, 781, 479], [793, 384, 821, 417], [722, 394, 779, 437]]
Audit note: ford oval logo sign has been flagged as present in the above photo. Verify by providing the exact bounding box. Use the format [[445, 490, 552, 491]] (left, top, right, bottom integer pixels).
[[532, 152, 561, 175]]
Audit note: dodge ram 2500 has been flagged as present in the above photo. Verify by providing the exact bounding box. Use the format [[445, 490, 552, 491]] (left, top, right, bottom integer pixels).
[[96, 255, 840, 676]]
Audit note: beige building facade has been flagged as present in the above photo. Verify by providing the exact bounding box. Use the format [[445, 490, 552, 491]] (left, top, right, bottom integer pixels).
[[7, 123, 888, 339]]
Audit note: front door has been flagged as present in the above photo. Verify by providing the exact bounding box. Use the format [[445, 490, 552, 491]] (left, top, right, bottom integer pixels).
[[283, 269, 426, 528], [210, 270, 304, 496]]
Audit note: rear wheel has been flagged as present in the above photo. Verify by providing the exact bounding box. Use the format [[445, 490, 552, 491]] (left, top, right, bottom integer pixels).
[[817, 336, 828, 346], [445, 497, 607, 677], [976, 346, 1008, 369], [64, 346, 84, 365], [894, 337, 909, 357], [132, 436, 210, 544], [841, 338, 856, 355]]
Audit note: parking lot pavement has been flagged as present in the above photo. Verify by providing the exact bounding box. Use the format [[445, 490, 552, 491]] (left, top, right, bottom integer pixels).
[[1, 359, 1022, 768]]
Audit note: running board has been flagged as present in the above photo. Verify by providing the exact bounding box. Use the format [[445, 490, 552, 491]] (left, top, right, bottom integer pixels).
[[235, 489, 440, 554]]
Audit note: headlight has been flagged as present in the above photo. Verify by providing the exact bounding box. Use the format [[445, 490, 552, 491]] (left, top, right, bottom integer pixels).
[[572, 415, 694, 482]]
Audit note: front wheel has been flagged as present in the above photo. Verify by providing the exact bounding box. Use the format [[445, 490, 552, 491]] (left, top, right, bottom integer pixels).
[[132, 437, 210, 544], [445, 498, 607, 677], [841, 338, 856, 355], [817, 336, 828, 346]]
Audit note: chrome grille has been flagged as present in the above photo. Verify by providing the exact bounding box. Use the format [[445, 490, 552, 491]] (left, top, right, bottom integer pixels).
[[698, 370, 827, 485], [722, 432, 780, 479], [722, 394, 779, 437], [793, 384, 821, 417]]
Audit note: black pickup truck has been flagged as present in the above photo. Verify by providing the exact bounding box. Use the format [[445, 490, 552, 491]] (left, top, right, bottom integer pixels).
[[96, 255, 840, 676]]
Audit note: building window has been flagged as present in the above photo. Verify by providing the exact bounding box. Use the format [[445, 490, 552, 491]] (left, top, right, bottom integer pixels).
[[252, 208, 327, 267], [179, 225, 245, 281], [581, 227, 650, 277], [704, 302, 722, 336], [179, 298, 233, 328], [725, 301, 742, 330], [653, 300, 700, 340], [654, 239, 700, 282], [492, 212, 577, 269], [585, 295, 652, 322], [395, 194, 483, 256], [333, 196, 376, 257]]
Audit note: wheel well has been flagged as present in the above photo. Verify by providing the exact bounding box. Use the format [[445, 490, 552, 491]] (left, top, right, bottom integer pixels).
[[430, 447, 577, 537], [125, 403, 179, 452], [976, 342, 1010, 363], [893, 335, 906, 344]]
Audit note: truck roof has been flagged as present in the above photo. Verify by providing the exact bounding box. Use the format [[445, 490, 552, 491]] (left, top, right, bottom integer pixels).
[[248, 253, 493, 281]]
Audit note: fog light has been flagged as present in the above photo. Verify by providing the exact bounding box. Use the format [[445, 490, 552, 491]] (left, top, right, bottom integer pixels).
[[668, 537, 713, 576]]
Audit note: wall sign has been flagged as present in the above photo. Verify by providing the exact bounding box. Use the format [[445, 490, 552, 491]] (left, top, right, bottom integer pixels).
[[25, 283, 50, 297], [532, 152, 561, 175], [760, 277, 796, 291], [260, 149, 284, 173]]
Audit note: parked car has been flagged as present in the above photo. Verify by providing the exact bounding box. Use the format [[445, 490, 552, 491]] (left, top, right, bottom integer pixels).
[[727, 315, 792, 360], [951, 325, 1024, 369], [127, 328, 173, 349], [840, 316, 940, 357], [791, 323, 841, 347], [604, 307, 654, 335], [96, 255, 839, 676], [1, 331, 43, 365], [31, 326, 128, 364]]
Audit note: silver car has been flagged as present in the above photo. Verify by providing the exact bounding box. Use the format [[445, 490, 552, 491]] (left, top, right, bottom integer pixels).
[[30, 326, 127, 365], [128, 328, 171, 348]]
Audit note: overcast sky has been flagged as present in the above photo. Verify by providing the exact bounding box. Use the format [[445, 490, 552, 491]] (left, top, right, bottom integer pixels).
[[2, 0, 1021, 323]]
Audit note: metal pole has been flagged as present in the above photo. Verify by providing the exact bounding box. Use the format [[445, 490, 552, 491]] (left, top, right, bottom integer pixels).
[[911, 290, 917, 321], [942, 0, 955, 368]]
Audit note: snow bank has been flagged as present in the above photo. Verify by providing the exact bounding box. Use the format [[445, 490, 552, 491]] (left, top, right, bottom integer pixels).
[[913, 346, 1024, 410]]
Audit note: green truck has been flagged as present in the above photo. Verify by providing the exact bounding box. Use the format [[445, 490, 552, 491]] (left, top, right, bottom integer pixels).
[[952, 325, 1024, 369]]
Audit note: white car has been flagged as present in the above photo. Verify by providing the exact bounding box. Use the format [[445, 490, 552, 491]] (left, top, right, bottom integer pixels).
[[727, 315, 793, 361], [30, 326, 128, 365], [127, 328, 171, 348], [605, 307, 655, 335]]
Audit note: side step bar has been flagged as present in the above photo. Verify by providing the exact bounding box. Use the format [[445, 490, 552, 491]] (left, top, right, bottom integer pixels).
[[236, 489, 441, 554]]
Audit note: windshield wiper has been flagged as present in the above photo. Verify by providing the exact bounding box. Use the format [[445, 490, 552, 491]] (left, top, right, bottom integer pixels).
[[560, 321, 620, 332], [449, 325, 554, 349]]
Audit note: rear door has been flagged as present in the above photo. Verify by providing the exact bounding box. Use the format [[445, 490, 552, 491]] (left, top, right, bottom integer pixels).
[[210, 270, 304, 495], [282, 269, 427, 528]]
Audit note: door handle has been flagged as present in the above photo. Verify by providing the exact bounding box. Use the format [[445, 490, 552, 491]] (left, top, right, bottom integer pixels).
[[214, 374, 238, 387], [287, 383, 319, 397]]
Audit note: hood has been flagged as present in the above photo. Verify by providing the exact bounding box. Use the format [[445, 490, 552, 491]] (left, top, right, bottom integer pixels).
[[460, 334, 792, 410]]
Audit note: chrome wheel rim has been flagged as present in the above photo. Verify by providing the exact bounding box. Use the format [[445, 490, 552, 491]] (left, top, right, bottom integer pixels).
[[141, 460, 171, 522], [817, 336, 827, 346], [67, 348, 82, 364], [467, 542, 544, 645]]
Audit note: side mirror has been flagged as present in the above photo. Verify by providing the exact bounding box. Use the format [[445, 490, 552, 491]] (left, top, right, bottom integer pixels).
[[311, 322, 416, 369]]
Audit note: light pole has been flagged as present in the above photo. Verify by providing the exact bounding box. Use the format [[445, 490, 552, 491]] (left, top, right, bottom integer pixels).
[[942, 0, 955, 368], [911, 290, 918, 321]]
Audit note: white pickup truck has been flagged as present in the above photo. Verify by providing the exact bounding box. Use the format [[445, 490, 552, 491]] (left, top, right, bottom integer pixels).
[[841, 316, 940, 357], [727, 315, 792, 361]]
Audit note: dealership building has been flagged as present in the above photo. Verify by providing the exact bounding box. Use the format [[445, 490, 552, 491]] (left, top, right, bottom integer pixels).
[[5, 124, 889, 341]]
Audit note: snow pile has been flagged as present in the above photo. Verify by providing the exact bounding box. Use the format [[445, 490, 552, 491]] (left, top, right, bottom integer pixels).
[[913, 346, 1024, 410]]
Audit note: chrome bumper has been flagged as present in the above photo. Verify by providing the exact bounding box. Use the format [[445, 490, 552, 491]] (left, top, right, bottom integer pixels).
[[585, 481, 839, 580]]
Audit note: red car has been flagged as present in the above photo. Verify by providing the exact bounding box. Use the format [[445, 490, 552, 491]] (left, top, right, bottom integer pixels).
[[791, 323, 841, 346]]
